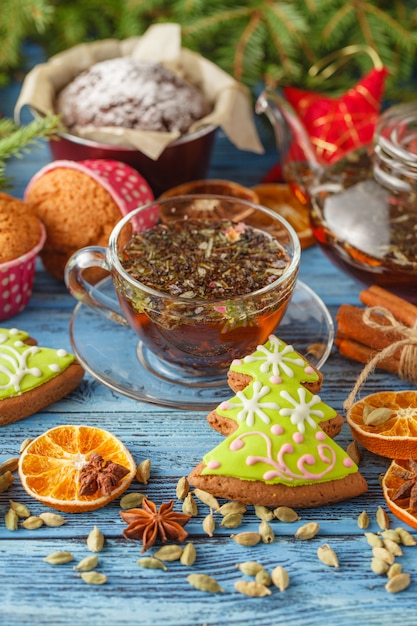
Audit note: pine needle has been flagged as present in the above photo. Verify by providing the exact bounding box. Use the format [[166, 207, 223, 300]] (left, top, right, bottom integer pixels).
[[0, 114, 62, 189]]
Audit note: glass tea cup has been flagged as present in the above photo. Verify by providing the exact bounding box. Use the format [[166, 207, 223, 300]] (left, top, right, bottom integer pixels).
[[65, 195, 301, 383]]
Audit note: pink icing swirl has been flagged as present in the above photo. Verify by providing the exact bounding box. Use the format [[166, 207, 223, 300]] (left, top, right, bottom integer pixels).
[[230, 431, 337, 482]]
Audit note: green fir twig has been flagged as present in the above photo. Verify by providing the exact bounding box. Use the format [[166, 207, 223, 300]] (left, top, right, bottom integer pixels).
[[0, 114, 61, 188], [1, 1, 416, 100]]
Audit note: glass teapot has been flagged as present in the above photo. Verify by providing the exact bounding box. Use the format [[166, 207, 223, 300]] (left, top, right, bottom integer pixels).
[[256, 89, 417, 299]]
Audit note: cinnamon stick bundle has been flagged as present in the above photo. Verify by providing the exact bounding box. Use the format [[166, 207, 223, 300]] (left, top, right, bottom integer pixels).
[[335, 285, 417, 381], [359, 285, 417, 328]]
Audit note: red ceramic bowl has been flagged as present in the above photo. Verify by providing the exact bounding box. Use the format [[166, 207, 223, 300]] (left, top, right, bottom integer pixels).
[[48, 124, 217, 197]]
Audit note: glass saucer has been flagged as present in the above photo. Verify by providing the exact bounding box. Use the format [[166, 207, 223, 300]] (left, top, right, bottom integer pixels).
[[69, 279, 334, 410]]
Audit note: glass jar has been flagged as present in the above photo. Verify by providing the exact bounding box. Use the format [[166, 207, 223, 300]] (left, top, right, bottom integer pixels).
[[309, 103, 417, 300]]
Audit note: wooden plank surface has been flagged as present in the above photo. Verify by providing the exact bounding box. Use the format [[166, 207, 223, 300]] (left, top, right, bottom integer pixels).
[[0, 46, 416, 626]]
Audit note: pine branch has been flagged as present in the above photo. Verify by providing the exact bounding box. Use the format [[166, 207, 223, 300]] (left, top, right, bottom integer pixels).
[[0, 115, 62, 189], [0, 0, 415, 101]]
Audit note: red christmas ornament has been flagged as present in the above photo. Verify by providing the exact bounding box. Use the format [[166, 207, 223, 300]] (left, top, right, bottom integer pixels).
[[263, 65, 388, 182]]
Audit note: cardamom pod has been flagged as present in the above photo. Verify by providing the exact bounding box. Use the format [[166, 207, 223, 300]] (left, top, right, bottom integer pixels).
[[346, 441, 361, 465], [236, 561, 264, 576], [175, 476, 189, 500], [371, 556, 389, 575], [9, 499, 30, 518], [273, 506, 300, 522], [39, 512, 66, 527], [395, 527, 417, 546], [387, 563, 403, 579], [5, 508, 18, 531], [317, 544, 339, 568], [73, 555, 99, 572], [19, 437, 33, 454], [231, 531, 261, 547], [220, 512, 243, 529], [120, 492, 145, 509], [79, 571, 107, 585], [137, 557, 167, 571], [376, 506, 390, 531], [180, 543, 197, 566], [202, 510, 215, 537], [234, 580, 271, 597], [216, 501, 246, 516], [21, 515, 43, 530], [136, 459, 151, 484], [372, 546, 395, 565], [271, 565, 290, 592], [364, 532, 384, 548], [259, 520, 275, 544], [363, 407, 392, 426], [187, 573, 224, 593], [87, 525, 105, 552], [0, 457, 19, 474], [193, 488, 219, 510], [43, 551, 74, 565], [362, 403, 376, 419], [380, 529, 401, 543], [295, 522, 320, 540], [383, 538, 403, 557], [0, 471, 14, 493], [254, 505, 274, 521], [357, 510, 369, 529], [153, 544, 183, 562], [255, 569, 272, 587], [385, 573, 411, 593], [182, 493, 198, 516]]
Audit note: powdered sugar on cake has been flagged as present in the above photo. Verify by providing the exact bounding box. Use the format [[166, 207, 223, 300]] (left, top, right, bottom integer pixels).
[[56, 58, 212, 134]]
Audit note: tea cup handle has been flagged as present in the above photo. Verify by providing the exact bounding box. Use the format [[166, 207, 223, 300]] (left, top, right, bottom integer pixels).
[[65, 246, 129, 326]]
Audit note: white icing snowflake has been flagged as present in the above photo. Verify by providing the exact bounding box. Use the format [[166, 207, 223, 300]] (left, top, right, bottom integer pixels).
[[278, 387, 325, 433], [234, 380, 280, 426], [244, 335, 305, 377], [0, 344, 42, 392]]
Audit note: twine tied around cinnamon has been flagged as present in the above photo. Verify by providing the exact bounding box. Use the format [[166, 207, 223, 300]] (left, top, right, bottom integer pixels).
[[344, 305, 417, 411]]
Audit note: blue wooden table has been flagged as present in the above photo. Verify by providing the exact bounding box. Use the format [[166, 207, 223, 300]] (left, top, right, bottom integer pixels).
[[1, 52, 416, 626]]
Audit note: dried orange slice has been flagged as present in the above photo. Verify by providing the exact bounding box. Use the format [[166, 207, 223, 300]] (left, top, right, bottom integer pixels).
[[252, 183, 315, 249], [382, 458, 417, 530], [18, 425, 136, 512], [346, 390, 417, 459]]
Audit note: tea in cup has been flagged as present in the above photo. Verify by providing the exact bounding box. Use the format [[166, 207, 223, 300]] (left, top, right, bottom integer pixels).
[[65, 195, 300, 382]]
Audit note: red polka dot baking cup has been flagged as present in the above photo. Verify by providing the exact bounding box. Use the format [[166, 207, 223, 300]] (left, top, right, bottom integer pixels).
[[0, 223, 46, 322], [24, 159, 155, 225]]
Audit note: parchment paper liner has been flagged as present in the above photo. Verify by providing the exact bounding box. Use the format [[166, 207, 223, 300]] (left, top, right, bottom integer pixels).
[[15, 23, 264, 160]]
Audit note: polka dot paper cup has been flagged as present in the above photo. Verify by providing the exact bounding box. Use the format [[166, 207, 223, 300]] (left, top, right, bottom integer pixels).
[[25, 159, 155, 220], [24, 159, 155, 281], [0, 223, 46, 321]]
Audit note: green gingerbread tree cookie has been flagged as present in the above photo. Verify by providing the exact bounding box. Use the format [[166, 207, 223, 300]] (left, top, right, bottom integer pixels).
[[190, 335, 367, 505], [0, 327, 77, 399]]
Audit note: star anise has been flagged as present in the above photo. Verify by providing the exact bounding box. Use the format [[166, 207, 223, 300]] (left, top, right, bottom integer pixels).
[[79, 452, 130, 497], [391, 458, 417, 509], [120, 497, 191, 552]]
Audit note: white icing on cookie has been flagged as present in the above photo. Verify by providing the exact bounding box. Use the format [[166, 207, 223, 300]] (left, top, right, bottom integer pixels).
[[243, 335, 305, 377], [278, 388, 325, 434]]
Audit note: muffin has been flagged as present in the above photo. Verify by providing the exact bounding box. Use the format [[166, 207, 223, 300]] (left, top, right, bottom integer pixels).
[[0, 192, 46, 320], [24, 159, 154, 281], [56, 58, 212, 135]]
